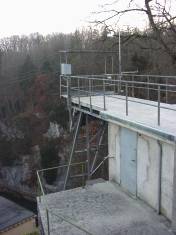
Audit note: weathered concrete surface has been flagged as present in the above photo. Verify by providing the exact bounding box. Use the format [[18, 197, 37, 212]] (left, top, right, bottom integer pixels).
[[38, 181, 174, 235], [108, 123, 120, 184], [172, 146, 176, 231], [161, 142, 175, 219], [137, 135, 160, 212], [108, 122, 175, 220], [71, 95, 176, 141]]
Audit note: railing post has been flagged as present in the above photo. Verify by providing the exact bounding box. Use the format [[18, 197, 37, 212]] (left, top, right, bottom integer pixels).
[[89, 79, 92, 112], [126, 83, 128, 116], [118, 75, 121, 94], [46, 209, 50, 235], [158, 85, 161, 126], [103, 79, 106, 110], [78, 78, 80, 108], [132, 75, 134, 97], [104, 56, 107, 74], [147, 75, 150, 100], [67, 76, 72, 132], [166, 77, 168, 103]]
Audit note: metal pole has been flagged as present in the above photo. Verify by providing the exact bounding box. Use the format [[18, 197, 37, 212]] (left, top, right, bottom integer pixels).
[[119, 30, 122, 75], [119, 30, 122, 92], [132, 75, 134, 97], [78, 78, 80, 108], [126, 83, 128, 116], [86, 114, 90, 180], [111, 56, 114, 74], [147, 76, 150, 100], [104, 56, 107, 74], [158, 85, 161, 126], [46, 209, 50, 235], [166, 77, 168, 103], [63, 112, 82, 190], [89, 79, 92, 112], [67, 76, 72, 132], [82, 163, 85, 187], [103, 80, 106, 110]]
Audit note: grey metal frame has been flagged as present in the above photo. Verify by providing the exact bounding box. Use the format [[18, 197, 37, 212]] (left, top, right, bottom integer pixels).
[[60, 74, 176, 126]]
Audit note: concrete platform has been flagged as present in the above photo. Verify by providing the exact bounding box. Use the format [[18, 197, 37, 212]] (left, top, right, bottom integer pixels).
[[71, 95, 176, 142], [38, 181, 174, 235]]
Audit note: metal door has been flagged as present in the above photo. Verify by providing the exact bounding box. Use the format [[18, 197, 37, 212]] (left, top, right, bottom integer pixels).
[[120, 127, 137, 195]]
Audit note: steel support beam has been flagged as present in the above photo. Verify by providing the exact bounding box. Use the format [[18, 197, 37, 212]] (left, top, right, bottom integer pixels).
[[91, 124, 106, 174], [63, 112, 82, 190]]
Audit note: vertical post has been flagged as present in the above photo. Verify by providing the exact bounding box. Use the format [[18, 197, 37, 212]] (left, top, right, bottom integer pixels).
[[89, 79, 92, 112], [46, 209, 50, 235], [67, 76, 72, 132], [78, 78, 80, 108], [166, 77, 168, 103], [82, 163, 85, 187], [147, 76, 150, 100], [111, 56, 114, 74], [118, 30, 122, 92], [63, 112, 82, 190], [104, 56, 107, 74], [118, 30, 122, 76], [158, 85, 161, 126], [132, 75, 134, 97], [103, 79, 106, 110], [126, 83, 128, 116], [86, 114, 90, 180]]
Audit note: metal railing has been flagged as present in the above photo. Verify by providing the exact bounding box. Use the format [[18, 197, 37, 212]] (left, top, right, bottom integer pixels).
[[37, 161, 93, 235], [60, 74, 176, 126]]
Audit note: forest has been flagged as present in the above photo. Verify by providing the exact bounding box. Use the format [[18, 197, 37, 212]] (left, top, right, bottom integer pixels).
[[0, 0, 176, 199]]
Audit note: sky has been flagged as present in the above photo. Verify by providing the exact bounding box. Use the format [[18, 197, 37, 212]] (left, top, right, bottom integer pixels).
[[0, 0, 175, 39]]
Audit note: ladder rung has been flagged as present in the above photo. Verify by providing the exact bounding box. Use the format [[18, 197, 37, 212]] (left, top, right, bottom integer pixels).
[[70, 173, 87, 178]]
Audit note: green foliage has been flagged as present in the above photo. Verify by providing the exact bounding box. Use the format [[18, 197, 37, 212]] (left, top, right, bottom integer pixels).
[[41, 141, 59, 184]]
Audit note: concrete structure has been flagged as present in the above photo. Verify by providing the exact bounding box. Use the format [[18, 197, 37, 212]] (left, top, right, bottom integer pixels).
[[38, 181, 174, 235], [37, 74, 176, 234], [0, 196, 36, 235], [71, 94, 176, 221]]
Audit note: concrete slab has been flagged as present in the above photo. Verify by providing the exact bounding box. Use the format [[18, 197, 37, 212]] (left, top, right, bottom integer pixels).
[[70, 95, 176, 142], [38, 181, 174, 235]]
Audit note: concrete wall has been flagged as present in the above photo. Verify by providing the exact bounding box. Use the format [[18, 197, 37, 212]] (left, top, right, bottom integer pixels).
[[137, 135, 160, 211], [108, 122, 175, 221], [108, 123, 120, 184]]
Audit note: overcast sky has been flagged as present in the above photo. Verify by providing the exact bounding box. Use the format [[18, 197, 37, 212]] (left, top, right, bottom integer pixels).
[[0, 0, 175, 39]]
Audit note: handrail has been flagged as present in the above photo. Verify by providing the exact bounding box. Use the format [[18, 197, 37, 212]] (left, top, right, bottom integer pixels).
[[61, 75, 176, 88], [60, 74, 176, 126], [37, 162, 94, 235]]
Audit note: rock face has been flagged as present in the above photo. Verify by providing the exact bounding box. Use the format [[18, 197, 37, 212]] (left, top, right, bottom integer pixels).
[[0, 118, 70, 199], [0, 146, 41, 199]]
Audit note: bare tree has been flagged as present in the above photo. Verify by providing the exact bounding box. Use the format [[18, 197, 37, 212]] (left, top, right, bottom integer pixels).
[[92, 0, 176, 62]]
